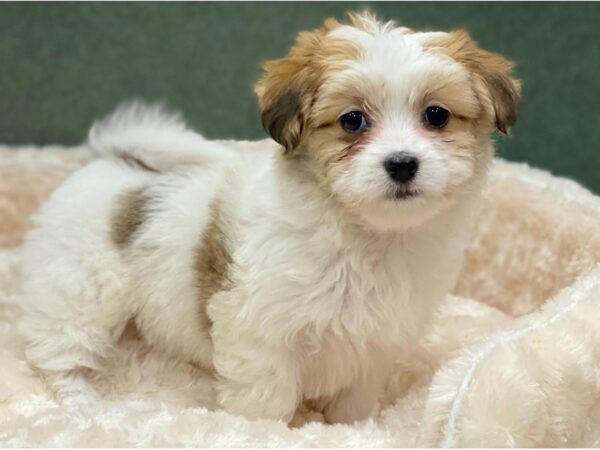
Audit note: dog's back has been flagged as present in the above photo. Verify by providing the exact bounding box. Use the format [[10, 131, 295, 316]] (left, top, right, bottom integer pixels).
[[19, 103, 235, 381]]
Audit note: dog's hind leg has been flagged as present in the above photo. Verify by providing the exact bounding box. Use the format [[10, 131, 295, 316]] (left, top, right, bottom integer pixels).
[[19, 265, 134, 406]]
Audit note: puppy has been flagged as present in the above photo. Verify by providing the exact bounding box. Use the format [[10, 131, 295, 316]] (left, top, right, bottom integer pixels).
[[19, 12, 519, 424]]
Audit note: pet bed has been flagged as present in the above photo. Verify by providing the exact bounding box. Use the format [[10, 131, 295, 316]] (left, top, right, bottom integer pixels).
[[0, 144, 599, 447]]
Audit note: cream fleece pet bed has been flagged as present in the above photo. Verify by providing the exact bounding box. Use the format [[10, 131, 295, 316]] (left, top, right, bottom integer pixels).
[[1, 145, 599, 447]]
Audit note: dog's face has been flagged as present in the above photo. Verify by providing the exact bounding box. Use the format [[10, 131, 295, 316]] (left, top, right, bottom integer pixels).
[[255, 13, 520, 230]]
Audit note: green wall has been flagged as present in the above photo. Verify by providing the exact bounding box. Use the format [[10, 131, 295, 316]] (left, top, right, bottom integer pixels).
[[1, 2, 599, 192]]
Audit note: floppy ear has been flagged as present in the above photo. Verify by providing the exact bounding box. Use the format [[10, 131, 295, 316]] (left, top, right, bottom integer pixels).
[[254, 56, 309, 153], [254, 19, 340, 153], [427, 30, 521, 134]]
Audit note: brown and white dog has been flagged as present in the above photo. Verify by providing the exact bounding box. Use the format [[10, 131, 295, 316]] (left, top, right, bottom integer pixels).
[[19, 12, 519, 424]]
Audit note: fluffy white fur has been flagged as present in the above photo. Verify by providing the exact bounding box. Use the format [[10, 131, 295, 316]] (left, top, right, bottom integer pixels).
[[17, 14, 518, 424]]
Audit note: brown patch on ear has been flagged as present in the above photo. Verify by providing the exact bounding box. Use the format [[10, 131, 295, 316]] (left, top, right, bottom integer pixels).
[[254, 18, 347, 154], [194, 201, 233, 328], [259, 85, 305, 152], [425, 30, 521, 134], [111, 187, 149, 248]]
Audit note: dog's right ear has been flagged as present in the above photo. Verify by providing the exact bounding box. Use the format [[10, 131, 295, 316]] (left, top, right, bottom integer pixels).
[[254, 19, 340, 154]]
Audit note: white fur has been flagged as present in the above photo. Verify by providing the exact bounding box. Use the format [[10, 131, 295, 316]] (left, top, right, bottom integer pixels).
[[19, 19, 492, 424]]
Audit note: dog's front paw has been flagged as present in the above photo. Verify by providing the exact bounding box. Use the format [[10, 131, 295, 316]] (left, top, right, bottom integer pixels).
[[216, 376, 299, 423], [323, 384, 380, 424], [289, 401, 325, 428]]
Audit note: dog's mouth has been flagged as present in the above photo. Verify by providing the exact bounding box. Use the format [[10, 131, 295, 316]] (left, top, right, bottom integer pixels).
[[385, 187, 421, 201]]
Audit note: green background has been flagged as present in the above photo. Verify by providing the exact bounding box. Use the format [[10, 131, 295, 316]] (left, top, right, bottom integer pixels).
[[1, 2, 599, 193]]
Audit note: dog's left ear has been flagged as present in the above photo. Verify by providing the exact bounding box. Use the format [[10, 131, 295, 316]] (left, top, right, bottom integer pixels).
[[426, 30, 521, 134], [255, 19, 340, 154]]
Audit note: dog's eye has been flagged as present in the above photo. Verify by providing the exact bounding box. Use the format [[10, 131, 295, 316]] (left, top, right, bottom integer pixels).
[[423, 106, 450, 129], [340, 111, 367, 133]]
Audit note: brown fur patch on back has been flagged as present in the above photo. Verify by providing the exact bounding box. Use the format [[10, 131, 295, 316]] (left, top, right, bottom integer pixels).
[[194, 201, 233, 328], [423, 30, 521, 134], [111, 187, 148, 248]]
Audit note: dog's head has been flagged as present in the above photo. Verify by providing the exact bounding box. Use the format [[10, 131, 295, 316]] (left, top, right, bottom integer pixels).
[[255, 12, 520, 230]]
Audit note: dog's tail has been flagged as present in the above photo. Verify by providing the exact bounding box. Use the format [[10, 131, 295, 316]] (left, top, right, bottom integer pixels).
[[88, 101, 233, 173]]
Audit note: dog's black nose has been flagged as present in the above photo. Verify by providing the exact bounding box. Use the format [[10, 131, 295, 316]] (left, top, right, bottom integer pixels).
[[383, 152, 419, 184]]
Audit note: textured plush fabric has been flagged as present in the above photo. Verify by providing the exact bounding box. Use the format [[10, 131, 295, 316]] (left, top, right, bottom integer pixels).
[[1, 147, 599, 447]]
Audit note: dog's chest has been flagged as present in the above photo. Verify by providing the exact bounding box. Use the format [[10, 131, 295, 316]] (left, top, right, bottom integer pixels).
[[286, 239, 423, 392], [281, 227, 457, 397], [231, 212, 461, 397], [297, 231, 440, 329]]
